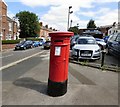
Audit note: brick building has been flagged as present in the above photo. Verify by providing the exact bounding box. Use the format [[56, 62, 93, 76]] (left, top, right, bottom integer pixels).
[[0, 0, 18, 40], [99, 25, 112, 36], [0, 0, 7, 40], [0, 0, 55, 40], [7, 16, 18, 40], [38, 22, 57, 39]]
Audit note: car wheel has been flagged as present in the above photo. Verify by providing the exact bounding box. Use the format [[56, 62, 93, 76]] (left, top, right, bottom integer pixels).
[[24, 47, 26, 50], [106, 47, 110, 55], [31, 45, 33, 48]]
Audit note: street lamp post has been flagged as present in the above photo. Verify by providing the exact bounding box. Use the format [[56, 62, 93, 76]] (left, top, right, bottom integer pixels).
[[67, 6, 73, 31], [70, 20, 73, 28]]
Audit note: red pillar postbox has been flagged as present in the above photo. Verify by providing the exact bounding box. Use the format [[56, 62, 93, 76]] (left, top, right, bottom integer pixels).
[[47, 32, 74, 97]]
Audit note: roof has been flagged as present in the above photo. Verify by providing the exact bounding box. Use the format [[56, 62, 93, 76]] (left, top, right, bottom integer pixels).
[[7, 16, 13, 22], [1, 0, 7, 6]]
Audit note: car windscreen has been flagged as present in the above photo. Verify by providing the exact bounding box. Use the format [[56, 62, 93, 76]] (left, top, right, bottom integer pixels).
[[116, 34, 120, 42], [39, 39, 43, 41], [77, 38, 96, 44], [46, 41, 50, 43], [20, 41, 26, 44], [40, 40, 43, 42], [44, 41, 50, 44]]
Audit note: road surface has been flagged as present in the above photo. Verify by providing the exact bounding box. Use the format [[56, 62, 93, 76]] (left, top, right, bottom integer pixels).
[[2, 49, 118, 105]]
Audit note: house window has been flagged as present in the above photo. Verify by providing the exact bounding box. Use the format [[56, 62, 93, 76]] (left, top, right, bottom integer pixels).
[[6, 34, 11, 40], [109, 31, 111, 34], [9, 23, 12, 31]]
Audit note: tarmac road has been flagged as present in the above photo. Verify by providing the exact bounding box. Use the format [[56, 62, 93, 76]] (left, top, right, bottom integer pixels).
[[2, 46, 43, 67], [2, 50, 118, 105]]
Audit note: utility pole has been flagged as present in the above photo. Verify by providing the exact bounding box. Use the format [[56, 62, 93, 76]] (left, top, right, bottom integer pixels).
[[67, 6, 73, 31], [70, 20, 73, 28]]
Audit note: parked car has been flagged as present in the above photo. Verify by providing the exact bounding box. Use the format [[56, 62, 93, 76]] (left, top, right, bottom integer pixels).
[[103, 36, 109, 43], [15, 40, 33, 50], [70, 35, 79, 49], [95, 38, 106, 50], [71, 36, 101, 60], [39, 39, 45, 46], [106, 33, 120, 58], [43, 41, 51, 49], [32, 41, 40, 47]]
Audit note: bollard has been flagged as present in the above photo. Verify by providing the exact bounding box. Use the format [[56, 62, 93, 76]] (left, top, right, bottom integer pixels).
[[101, 50, 106, 67], [76, 49, 79, 61], [47, 32, 74, 97]]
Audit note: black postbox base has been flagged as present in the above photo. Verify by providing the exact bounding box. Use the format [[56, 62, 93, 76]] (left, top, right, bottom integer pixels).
[[47, 79, 67, 97]]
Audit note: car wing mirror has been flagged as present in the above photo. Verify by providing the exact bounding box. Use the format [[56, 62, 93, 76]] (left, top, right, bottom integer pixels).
[[73, 41, 77, 44]]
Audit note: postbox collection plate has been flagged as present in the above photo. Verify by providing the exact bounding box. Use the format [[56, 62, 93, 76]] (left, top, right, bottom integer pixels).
[[55, 47, 61, 56]]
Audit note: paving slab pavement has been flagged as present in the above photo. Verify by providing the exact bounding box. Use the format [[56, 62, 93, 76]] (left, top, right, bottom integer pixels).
[[2, 58, 118, 106], [2, 81, 118, 105]]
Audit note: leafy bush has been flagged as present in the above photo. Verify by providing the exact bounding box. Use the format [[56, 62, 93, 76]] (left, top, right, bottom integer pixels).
[[2, 40, 21, 44]]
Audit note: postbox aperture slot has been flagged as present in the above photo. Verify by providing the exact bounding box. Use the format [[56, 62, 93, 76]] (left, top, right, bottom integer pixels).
[[54, 40, 63, 43]]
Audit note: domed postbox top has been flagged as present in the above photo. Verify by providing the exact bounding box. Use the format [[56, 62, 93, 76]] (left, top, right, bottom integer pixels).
[[49, 32, 74, 37]]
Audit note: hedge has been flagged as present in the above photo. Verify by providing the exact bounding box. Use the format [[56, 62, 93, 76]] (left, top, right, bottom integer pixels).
[[2, 37, 46, 44], [2, 40, 21, 44], [26, 38, 43, 41]]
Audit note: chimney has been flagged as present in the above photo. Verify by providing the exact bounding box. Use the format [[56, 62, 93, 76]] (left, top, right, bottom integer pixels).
[[45, 25, 48, 28], [53, 28, 55, 31], [50, 27, 52, 30], [40, 22, 43, 26]]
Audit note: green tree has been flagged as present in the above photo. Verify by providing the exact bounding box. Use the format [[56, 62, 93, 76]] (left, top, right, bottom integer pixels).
[[68, 26, 79, 35], [16, 11, 40, 38], [87, 19, 96, 28]]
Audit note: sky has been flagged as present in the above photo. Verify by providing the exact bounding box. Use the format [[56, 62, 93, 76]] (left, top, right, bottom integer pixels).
[[4, 0, 120, 31]]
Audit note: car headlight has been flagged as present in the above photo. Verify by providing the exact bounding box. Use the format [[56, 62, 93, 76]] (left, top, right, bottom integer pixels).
[[21, 45, 24, 47], [72, 48, 77, 51], [95, 49, 100, 52]]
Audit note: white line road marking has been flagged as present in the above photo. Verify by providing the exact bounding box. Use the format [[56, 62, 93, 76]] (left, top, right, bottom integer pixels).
[[39, 51, 50, 60], [40, 54, 49, 57], [0, 50, 45, 71], [39, 52, 50, 60], [41, 56, 49, 60], [0, 54, 14, 59]]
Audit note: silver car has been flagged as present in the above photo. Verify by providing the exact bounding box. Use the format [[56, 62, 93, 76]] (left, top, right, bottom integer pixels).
[[72, 36, 101, 60], [95, 38, 106, 50]]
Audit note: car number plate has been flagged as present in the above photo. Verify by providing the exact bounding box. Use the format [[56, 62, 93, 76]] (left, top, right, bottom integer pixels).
[[81, 53, 91, 56], [16, 47, 19, 49]]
